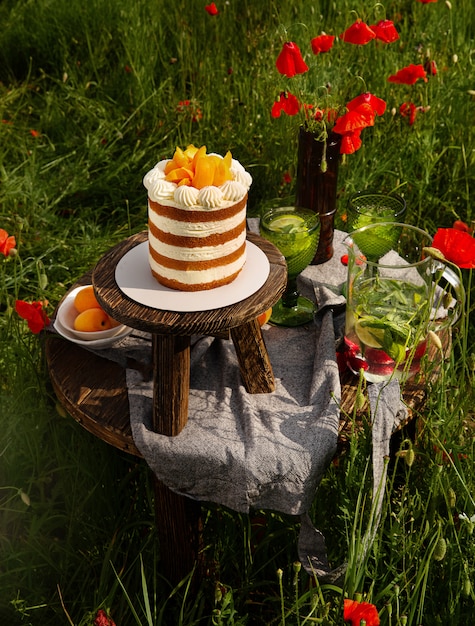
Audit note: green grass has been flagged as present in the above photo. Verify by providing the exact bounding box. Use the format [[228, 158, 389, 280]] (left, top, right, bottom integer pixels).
[[1, 0, 475, 623]]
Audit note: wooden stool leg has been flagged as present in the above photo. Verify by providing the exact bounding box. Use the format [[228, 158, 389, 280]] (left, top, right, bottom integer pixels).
[[152, 333, 190, 435], [230, 318, 275, 393]]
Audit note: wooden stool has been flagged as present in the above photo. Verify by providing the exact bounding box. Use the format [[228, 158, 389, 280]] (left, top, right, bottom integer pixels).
[[91, 231, 286, 430]]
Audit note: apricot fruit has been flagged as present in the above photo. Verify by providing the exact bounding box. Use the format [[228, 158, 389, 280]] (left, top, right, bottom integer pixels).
[[107, 314, 122, 328], [74, 286, 101, 313], [74, 307, 112, 332], [257, 308, 272, 326]]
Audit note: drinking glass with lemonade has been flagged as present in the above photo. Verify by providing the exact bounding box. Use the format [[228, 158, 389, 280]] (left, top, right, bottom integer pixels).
[[259, 206, 319, 327], [346, 191, 407, 231]]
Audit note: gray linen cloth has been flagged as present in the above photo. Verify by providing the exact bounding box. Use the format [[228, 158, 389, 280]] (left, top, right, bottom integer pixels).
[[128, 226, 346, 515], [129, 306, 340, 514]]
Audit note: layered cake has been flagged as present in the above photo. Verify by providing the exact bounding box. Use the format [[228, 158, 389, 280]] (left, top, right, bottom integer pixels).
[[143, 145, 252, 291]]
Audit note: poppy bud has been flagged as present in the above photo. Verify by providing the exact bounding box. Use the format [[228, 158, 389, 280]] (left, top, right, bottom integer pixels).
[[405, 448, 415, 467], [433, 536, 447, 561], [447, 487, 456, 509], [463, 577, 472, 597]]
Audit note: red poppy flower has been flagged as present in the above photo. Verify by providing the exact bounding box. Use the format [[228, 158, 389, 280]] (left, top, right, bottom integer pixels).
[[417, 0, 437, 3], [94, 609, 116, 626], [400, 101, 417, 125], [0, 229, 16, 256], [347, 93, 386, 116], [311, 34, 335, 54], [339, 129, 363, 154], [388, 64, 428, 85], [275, 42, 309, 78], [271, 91, 301, 117], [30, 129, 40, 138], [15, 300, 50, 334], [333, 103, 375, 135], [344, 599, 380, 626], [432, 228, 475, 269], [205, 2, 219, 16], [340, 19, 376, 45], [370, 19, 399, 43]]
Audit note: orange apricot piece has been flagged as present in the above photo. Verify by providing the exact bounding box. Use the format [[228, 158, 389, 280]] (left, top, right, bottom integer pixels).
[[213, 158, 233, 186], [192, 156, 216, 189], [257, 308, 272, 326], [165, 166, 195, 183], [74, 285, 101, 313], [107, 315, 122, 328], [223, 151, 232, 168], [171, 146, 190, 168], [192, 145, 207, 168], [74, 308, 112, 332], [184, 144, 199, 160]]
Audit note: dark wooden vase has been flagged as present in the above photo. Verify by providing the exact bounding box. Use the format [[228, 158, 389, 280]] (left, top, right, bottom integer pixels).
[[295, 127, 341, 264]]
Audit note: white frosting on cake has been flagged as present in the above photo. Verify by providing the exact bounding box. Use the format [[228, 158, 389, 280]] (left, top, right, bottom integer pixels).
[[173, 185, 200, 207], [149, 254, 246, 286], [149, 229, 246, 262], [143, 157, 252, 210]]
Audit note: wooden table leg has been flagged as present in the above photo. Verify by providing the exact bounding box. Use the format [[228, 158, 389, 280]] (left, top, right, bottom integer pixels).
[[153, 478, 202, 584], [230, 318, 275, 393], [151, 333, 202, 583]]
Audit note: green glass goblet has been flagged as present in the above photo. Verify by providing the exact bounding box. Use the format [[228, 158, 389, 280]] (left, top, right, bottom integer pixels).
[[347, 191, 407, 263], [259, 206, 320, 327], [347, 191, 407, 230]]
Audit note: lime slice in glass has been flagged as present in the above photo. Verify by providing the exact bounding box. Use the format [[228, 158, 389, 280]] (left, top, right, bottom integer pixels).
[[269, 214, 307, 234], [355, 320, 385, 348]]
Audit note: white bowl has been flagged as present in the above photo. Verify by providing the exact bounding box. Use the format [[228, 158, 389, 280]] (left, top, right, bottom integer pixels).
[[56, 286, 129, 342]]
